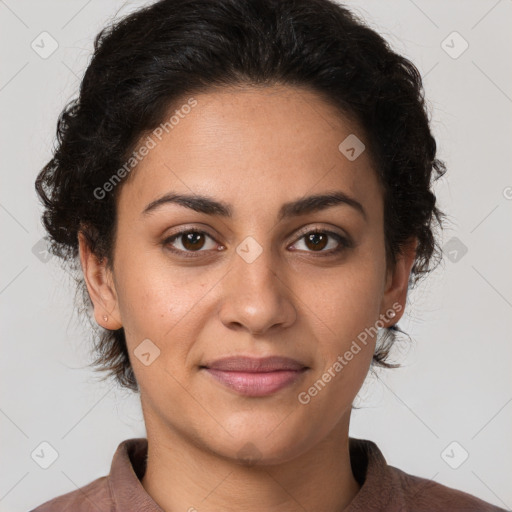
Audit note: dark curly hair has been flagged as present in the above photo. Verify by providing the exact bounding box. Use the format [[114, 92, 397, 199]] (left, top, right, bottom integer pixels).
[[35, 0, 446, 392]]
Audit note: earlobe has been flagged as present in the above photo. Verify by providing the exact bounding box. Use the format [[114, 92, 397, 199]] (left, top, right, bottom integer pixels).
[[380, 237, 418, 326], [78, 230, 123, 330]]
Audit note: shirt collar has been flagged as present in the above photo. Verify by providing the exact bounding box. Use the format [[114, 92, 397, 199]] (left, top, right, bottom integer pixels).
[[345, 437, 403, 510], [108, 437, 164, 511], [107, 437, 402, 511]]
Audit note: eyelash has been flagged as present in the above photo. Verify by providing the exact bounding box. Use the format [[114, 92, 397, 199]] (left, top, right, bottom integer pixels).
[[162, 228, 352, 259]]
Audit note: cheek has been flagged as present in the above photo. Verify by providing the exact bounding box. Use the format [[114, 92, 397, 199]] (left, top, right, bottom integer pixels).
[[114, 243, 201, 326], [112, 249, 217, 380], [297, 270, 382, 416], [298, 251, 385, 392], [301, 257, 385, 337]]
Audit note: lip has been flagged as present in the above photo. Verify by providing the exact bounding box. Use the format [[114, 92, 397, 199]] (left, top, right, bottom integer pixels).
[[202, 355, 307, 372], [200, 356, 309, 397]]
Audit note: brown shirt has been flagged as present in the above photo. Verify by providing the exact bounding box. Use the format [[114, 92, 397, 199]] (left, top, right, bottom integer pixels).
[[30, 437, 507, 511]]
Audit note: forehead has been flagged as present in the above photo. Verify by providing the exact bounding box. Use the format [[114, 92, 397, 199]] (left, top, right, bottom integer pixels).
[[117, 85, 382, 220]]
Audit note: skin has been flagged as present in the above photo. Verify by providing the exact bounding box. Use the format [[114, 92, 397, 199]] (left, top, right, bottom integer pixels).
[[79, 85, 416, 512]]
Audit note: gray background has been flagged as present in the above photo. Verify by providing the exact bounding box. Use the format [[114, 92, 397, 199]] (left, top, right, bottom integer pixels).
[[1, 0, 511, 510]]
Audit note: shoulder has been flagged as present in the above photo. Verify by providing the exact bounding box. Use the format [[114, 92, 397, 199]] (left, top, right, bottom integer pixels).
[[28, 438, 148, 512], [29, 476, 113, 511], [388, 464, 507, 512], [348, 437, 507, 512]]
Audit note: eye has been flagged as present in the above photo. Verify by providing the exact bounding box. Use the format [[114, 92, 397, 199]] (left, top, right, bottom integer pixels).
[[163, 230, 221, 257], [289, 228, 351, 256], [162, 227, 352, 259]]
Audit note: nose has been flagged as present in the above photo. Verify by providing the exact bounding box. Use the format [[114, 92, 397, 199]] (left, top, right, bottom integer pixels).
[[218, 242, 297, 336]]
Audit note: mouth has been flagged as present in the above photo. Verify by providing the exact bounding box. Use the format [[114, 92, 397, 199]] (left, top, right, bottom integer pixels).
[[199, 356, 309, 397]]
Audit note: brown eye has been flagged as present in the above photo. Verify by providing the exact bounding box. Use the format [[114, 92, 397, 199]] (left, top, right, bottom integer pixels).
[[290, 229, 351, 255], [181, 231, 206, 251], [163, 230, 218, 256], [304, 232, 328, 251]]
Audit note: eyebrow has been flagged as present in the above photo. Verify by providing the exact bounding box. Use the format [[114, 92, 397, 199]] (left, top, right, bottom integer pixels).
[[142, 190, 367, 222]]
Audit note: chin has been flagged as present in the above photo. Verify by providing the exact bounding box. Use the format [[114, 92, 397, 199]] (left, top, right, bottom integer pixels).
[[205, 426, 315, 467]]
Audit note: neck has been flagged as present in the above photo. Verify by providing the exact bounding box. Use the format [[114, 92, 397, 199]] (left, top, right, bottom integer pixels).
[[141, 416, 361, 512]]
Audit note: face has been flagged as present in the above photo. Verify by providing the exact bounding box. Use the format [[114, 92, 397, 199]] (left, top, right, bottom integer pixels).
[[80, 85, 415, 464]]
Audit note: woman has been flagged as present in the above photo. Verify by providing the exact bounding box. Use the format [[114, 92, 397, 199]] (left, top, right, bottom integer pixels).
[[31, 0, 506, 510]]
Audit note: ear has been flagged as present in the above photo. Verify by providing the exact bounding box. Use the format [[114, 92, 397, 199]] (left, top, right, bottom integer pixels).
[[78, 230, 123, 330], [380, 237, 418, 326]]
